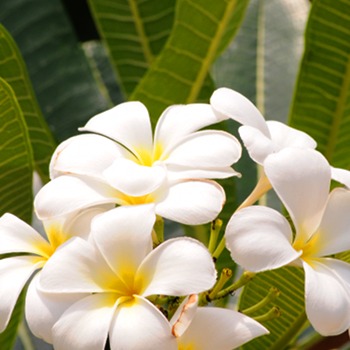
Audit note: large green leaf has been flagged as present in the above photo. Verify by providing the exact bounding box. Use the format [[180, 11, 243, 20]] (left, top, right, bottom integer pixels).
[[0, 25, 55, 182], [88, 0, 176, 98], [289, 0, 350, 168], [240, 267, 306, 350], [0, 78, 34, 222], [131, 0, 250, 121], [0, 0, 111, 142]]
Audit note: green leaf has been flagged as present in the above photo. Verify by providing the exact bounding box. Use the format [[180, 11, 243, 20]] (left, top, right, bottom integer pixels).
[[0, 24, 55, 182], [88, 0, 176, 97], [0, 288, 26, 350], [289, 0, 350, 168], [240, 267, 307, 350], [131, 0, 250, 121], [0, 0, 111, 142], [0, 78, 34, 223]]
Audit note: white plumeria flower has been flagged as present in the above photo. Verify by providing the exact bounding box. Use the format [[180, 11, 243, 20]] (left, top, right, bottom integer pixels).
[[225, 148, 350, 336], [171, 295, 268, 350], [0, 206, 107, 341], [210, 87, 316, 165], [39, 205, 217, 350]]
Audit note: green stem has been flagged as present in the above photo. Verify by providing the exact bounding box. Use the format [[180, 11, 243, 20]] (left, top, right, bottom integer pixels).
[[208, 268, 232, 300], [153, 216, 164, 245], [18, 321, 35, 350], [241, 287, 280, 315], [254, 306, 281, 323], [208, 219, 223, 254]]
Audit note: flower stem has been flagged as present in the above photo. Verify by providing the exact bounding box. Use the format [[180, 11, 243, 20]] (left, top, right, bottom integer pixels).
[[208, 219, 223, 254], [153, 215, 164, 245], [18, 321, 35, 350], [207, 268, 232, 301], [241, 287, 280, 315], [214, 271, 255, 300], [253, 306, 281, 323]]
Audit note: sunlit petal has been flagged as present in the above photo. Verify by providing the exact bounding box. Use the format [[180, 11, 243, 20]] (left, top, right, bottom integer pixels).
[[178, 307, 269, 350], [155, 180, 225, 225], [316, 188, 350, 256], [104, 158, 167, 196], [166, 165, 239, 180], [35, 175, 118, 220], [49, 134, 127, 180], [154, 103, 221, 151], [26, 274, 86, 344], [92, 205, 155, 278], [210, 87, 270, 136], [226, 206, 300, 272], [0, 213, 50, 256], [52, 293, 117, 350], [264, 148, 330, 236], [303, 260, 350, 336], [40, 237, 115, 293], [80, 101, 153, 155], [0, 256, 42, 332], [139, 237, 216, 296], [164, 130, 241, 170], [110, 296, 177, 350], [331, 166, 350, 188]]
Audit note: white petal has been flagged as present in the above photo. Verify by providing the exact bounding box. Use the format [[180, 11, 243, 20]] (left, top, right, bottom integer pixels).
[[80, 101, 153, 156], [35, 175, 118, 220], [210, 88, 270, 136], [316, 188, 350, 256], [239, 125, 275, 164], [167, 165, 239, 180], [138, 237, 216, 297], [91, 205, 155, 278], [40, 237, 115, 293], [178, 307, 268, 350], [110, 296, 177, 350], [104, 158, 167, 196], [49, 134, 127, 180], [0, 213, 50, 256], [0, 256, 42, 332], [154, 103, 221, 151], [264, 148, 331, 236], [25, 273, 86, 344], [331, 166, 350, 188], [303, 260, 350, 336], [52, 293, 117, 350], [170, 295, 198, 337], [266, 121, 317, 150], [225, 206, 301, 272], [164, 130, 241, 170], [155, 180, 225, 225]]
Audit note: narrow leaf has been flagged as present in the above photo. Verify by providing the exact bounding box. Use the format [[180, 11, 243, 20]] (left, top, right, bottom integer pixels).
[[88, 0, 176, 97], [0, 0, 111, 142], [131, 0, 250, 121], [240, 267, 306, 350], [289, 0, 350, 168], [0, 24, 55, 182]]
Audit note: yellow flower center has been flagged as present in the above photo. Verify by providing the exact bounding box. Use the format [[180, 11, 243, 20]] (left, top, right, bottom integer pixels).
[[134, 143, 164, 167], [292, 231, 322, 266], [178, 342, 196, 350]]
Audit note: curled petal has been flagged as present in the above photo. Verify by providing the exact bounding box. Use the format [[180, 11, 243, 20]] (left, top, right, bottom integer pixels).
[[52, 293, 117, 350], [26, 274, 86, 344], [225, 206, 300, 272], [178, 307, 269, 350], [266, 121, 317, 150], [80, 101, 153, 155], [164, 130, 241, 170], [110, 296, 177, 350], [303, 260, 350, 336], [35, 176, 118, 220], [104, 158, 167, 196], [331, 166, 350, 188], [155, 180, 225, 225], [92, 205, 155, 278], [0, 213, 50, 256], [210, 87, 270, 137], [154, 103, 221, 151], [138, 237, 216, 297], [317, 188, 350, 256], [239, 125, 275, 164], [49, 134, 127, 180], [264, 148, 331, 237], [0, 256, 42, 332]]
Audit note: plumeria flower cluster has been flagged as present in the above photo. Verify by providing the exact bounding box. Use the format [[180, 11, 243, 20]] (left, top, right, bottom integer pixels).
[[1, 87, 350, 349]]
